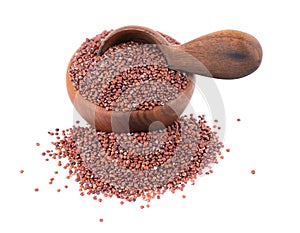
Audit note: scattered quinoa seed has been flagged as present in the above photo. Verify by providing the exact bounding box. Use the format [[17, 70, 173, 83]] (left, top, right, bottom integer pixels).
[[34, 188, 39, 192], [251, 170, 256, 175], [226, 148, 230, 152], [39, 114, 222, 202], [19, 170, 24, 174]]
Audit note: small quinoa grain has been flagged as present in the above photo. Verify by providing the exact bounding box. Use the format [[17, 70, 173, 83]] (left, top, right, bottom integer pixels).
[[251, 170, 256, 175]]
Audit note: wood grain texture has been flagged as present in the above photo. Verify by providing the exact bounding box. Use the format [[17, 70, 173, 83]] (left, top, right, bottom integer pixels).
[[66, 62, 195, 133], [177, 30, 263, 79], [97, 25, 169, 56], [98, 26, 262, 79]]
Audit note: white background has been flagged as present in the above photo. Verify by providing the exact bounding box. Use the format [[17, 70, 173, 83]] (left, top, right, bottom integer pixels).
[[1, 0, 299, 232]]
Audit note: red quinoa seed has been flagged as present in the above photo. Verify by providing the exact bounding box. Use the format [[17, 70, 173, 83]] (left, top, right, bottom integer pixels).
[[41, 114, 222, 202]]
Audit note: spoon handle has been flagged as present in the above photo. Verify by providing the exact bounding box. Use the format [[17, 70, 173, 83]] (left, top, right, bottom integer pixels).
[[165, 30, 262, 79]]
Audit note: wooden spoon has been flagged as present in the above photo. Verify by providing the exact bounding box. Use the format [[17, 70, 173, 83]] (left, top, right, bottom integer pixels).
[[98, 25, 262, 79]]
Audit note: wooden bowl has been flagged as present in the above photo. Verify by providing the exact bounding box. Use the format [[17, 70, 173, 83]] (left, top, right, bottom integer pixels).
[[66, 62, 195, 132]]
